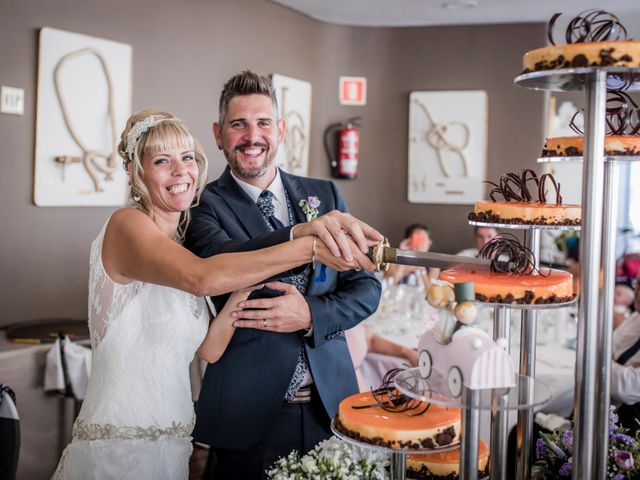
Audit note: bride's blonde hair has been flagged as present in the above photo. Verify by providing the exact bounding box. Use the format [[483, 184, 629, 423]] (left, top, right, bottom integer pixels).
[[117, 109, 208, 241]]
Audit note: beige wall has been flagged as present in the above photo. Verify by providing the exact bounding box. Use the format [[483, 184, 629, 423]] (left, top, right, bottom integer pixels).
[[0, 0, 546, 325]]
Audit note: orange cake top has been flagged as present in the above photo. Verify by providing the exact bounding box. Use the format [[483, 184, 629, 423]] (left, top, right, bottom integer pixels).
[[339, 391, 460, 431], [439, 269, 572, 291]]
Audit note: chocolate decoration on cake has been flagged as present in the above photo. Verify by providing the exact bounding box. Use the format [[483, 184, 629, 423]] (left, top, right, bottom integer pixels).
[[570, 92, 640, 136], [351, 368, 432, 416], [478, 234, 545, 276], [485, 169, 563, 205], [547, 10, 628, 46]]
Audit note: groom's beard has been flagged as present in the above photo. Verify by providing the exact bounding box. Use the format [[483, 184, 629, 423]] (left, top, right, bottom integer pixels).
[[224, 141, 277, 180]]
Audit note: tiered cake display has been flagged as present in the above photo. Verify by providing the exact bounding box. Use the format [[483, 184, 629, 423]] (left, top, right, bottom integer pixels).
[[335, 8, 639, 479], [514, 8, 640, 480]]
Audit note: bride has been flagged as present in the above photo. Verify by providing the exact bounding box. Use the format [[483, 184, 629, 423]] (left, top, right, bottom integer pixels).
[[53, 110, 380, 479]]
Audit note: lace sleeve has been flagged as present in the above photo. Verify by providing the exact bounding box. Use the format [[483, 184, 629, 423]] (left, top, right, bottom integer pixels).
[[88, 223, 141, 349]]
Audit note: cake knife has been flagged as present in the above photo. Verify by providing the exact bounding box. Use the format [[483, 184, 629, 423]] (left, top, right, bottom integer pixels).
[[368, 239, 512, 273]]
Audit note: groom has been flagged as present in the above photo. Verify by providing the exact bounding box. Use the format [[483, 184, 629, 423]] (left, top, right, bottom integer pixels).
[[185, 71, 382, 479]]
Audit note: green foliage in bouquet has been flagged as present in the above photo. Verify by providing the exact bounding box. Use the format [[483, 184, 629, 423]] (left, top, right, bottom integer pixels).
[[533, 408, 640, 479], [266, 436, 389, 480]]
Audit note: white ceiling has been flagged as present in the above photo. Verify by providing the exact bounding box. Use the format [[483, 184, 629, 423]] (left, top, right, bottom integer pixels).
[[268, 0, 640, 28]]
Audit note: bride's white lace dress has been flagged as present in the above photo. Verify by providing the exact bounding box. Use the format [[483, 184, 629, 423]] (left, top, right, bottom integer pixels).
[[53, 222, 209, 479]]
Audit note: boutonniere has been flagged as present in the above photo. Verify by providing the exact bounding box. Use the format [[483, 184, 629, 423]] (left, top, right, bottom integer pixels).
[[299, 196, 321, 221]]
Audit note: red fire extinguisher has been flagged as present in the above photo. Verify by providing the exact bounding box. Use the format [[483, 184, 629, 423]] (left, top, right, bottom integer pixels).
[[324, 117, 361, 180]]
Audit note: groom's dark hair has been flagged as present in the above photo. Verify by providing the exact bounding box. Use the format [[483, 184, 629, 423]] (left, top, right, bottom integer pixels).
[[218, 70, 279, 125]]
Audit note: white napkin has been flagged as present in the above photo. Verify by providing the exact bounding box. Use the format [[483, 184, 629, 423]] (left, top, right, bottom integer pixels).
[[44, 336, 92, 400], [44, 337, 65, 392], [535, 412, 571, 432]]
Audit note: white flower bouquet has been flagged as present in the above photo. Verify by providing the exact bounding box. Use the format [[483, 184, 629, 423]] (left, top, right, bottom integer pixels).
[[266, 436, 389, 480]]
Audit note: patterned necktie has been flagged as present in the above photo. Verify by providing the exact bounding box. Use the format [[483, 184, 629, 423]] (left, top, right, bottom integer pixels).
[[256, 190, 285, 230], [256, 189, 310, 401]]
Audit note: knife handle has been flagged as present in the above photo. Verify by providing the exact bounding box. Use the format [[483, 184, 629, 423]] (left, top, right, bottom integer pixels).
[[368, 238, 391, 272]]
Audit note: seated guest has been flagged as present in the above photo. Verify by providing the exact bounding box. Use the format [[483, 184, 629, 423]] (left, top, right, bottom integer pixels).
[[456, 226, 498, 257], [384, 223, 432, 286], [614, 283, 635, 330], [611, 282, 640, 435], [345, 324, 418, 392]]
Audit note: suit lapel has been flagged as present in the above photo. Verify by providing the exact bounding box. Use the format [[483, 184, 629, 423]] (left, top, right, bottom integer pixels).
[[280, 170, 308, 225], [280, 170, 331, 291], [211, 167, 271, 238]]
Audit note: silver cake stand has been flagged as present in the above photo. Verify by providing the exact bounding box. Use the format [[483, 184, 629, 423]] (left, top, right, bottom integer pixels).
[[465, 218, 579, 479], [537, 155, 640, 164]]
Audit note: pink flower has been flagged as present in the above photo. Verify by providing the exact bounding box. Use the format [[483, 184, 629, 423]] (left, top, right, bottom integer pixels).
[[615, 450, 634, 471], [307, 196, 321, 209]]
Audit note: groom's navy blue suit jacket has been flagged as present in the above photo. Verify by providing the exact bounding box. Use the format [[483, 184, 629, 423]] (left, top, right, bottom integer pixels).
[[184, 167, 381, 451]]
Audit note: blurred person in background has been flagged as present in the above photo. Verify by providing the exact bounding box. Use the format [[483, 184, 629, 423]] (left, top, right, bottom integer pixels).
[[456, 226, 498, 258]]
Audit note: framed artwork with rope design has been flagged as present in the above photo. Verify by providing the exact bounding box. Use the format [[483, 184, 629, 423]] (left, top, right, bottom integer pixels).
[[408, 90, 488, 205], [271, 74, 311, 177], [34, 27, 132, 206]]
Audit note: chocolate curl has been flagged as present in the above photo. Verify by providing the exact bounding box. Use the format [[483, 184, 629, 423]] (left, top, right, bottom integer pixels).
[[548, 10, 628, 46], [501, 173, 526, 202], [569, 92, 640, 135], [520, 169, 540, 202], [478, 233, 547, 276], [538, 173, 563, 204], [483, 169, 560, 204], [351, 368, 432, 416]]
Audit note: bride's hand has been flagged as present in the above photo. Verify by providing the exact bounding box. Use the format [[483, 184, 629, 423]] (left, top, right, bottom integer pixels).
[[314, 237, 376, 273], [221, 285, 263, 317]]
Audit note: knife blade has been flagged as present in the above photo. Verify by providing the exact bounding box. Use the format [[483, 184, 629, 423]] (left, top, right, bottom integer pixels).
[[369, 242, 511, 272]]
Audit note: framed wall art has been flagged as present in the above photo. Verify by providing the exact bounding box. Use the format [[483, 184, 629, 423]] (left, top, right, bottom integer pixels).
[[271, 73, 311, 177], [408, 90, 488, 205], [34, 27, 132, 206]]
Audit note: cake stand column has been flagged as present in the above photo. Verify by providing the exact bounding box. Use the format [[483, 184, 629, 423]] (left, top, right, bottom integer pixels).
[[389, 451, 406, 480], [516, 228, 540, 480], [460, 387, 481, 480], [572, 70, 607, 480], [490, 306, 511, 480], [594, 159, 620, 478]]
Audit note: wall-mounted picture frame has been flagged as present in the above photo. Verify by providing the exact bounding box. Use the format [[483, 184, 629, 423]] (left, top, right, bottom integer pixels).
[[271, 73, 311, 177], [34, 27, 132, 206], [408, 90, 488, 205]]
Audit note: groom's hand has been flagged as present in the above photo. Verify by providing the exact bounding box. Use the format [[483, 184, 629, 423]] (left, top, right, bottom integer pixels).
[[292, 210, 383, 261], [231, 282, 312, 333]]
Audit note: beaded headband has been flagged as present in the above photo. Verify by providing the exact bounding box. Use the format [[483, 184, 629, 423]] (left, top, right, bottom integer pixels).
[[125, 116, 165, 160]]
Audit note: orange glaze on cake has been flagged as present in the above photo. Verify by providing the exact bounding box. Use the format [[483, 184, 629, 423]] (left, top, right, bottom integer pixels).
[[542, 135, 640, 157], [337, 391, 461, 449], [439, 269, 574, 304], [471, 201, 581, 225], [522, 41, 640, 72], [407, 441, 489, 479]]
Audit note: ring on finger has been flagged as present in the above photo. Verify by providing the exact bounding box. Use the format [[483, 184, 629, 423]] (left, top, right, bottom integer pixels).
[[263, 318, 268, 328]]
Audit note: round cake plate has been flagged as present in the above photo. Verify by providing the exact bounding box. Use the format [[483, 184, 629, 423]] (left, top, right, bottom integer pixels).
[[537, 155, 640, 164], [514, 67, 640, 92], [330, 417, 461, 454], [475, 298, 577, 310], [394, 368, 553, 411], [468, 219, 581, 231]]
